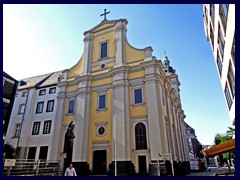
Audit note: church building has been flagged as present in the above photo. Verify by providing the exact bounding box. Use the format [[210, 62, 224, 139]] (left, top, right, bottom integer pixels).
[[6, 11, 190, 176]]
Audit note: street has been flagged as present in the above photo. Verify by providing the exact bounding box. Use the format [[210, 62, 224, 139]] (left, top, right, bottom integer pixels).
[[186, 167, 235, 176]]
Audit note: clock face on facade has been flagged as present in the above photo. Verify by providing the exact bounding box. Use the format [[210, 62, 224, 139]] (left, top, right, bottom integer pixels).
[[98, 127, 105, 135]]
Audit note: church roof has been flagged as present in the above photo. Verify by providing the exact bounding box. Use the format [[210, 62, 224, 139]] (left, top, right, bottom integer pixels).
[[84, 18, 128, 35], [18, 70, 64, 90]]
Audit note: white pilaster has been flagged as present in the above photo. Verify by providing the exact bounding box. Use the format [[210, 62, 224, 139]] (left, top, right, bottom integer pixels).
[[142, 61, 169, 160], [72, 76, 91, 162], [51, 82, 67, 160], [82, 32, 93, 75], [111, 66, 131, 161], [115, 21, 127, 67]]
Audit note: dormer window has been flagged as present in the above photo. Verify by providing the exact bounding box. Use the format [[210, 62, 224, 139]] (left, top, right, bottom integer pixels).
[[100, 41, 108, 59]]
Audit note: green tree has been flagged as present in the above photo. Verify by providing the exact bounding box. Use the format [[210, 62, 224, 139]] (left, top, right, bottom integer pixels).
[[214, 127, 235, 165]]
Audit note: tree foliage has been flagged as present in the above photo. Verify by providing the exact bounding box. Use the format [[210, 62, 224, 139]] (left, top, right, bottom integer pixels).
[[213, 127, 235, 164]]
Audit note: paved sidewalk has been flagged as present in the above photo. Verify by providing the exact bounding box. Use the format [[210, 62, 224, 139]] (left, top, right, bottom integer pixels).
[[186, 171, 215, 176]]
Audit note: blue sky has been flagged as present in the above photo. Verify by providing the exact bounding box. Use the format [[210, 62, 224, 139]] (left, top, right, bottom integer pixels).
[[3, 4, 233, 145]]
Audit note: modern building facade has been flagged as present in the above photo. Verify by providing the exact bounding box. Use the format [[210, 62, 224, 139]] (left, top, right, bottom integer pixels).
[[6, 16, 190, 175], [203, 4, 235, 126], [3, 71, 18, 143]]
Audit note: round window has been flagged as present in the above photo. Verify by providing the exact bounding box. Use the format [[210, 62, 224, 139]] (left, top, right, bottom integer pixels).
[[98, 127, 105, 135], [100, 64, 106, 69]]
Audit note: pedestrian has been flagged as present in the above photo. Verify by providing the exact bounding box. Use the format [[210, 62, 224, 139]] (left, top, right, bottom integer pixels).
[[227, 163, 231, 172], [64, 163, 77, 176]]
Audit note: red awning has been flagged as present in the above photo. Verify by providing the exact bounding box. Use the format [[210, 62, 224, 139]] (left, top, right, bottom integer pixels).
[[204, 139, 235, 157]]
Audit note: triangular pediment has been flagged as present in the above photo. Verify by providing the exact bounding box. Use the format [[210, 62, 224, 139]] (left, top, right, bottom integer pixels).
[[84, 19, 128, 35]]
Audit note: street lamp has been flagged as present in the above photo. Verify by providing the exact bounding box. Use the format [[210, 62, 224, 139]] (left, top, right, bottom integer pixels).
[[157, 153, 161, 176]]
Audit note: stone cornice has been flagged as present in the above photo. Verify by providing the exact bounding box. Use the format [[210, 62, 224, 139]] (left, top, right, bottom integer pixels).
[[110, 65, 129, 75]]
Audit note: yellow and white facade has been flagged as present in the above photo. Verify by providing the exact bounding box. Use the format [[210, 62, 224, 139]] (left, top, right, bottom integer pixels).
[[49, 18, 189, 175]]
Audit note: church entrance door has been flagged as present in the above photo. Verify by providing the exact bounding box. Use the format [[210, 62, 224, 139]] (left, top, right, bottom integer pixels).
[[92, 150, 107, 175], [138, 155, 147, 175]]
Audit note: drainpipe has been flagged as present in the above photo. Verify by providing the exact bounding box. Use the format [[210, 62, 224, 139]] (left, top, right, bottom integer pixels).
[[15, 89, 30, 158]]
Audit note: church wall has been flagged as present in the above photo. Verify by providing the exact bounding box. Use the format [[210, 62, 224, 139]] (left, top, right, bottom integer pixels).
[[125, 42, 145, 63], [68, 57, 83, 78], [66, 85, 78, 93], [88, 88, 113, 169], [92, 77, 112, 87], [129, 85, 148, 118], [92, 30, 115, 63], [128, 71, 145, 80]]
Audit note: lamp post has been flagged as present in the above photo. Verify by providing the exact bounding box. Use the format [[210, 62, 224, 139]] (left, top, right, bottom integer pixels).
[[157, 153, 161, 176], [114, 118, 117, 176], [170, 149, 174, 176]]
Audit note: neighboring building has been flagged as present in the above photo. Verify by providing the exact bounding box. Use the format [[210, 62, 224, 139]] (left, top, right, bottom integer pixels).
[[3, 71, 18, 143], [185, 122, 199, 160], [203, 4, 235, 126], [6, 15, 190, 175], [5, 71, 63, 160]]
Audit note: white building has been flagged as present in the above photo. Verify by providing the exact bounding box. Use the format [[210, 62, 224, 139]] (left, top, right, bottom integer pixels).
[[5, 71, 64, 160], [203, 4, 235, 126]]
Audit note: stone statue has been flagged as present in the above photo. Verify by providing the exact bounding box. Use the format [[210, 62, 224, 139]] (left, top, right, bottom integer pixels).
[[63, 121, 75, 153]]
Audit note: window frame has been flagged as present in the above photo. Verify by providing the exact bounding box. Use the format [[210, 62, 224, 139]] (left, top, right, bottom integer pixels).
[[13, 123, 21, 138], [218, 23, 225, 58], [39, 89, 46, 96], [135, 123, 148, 150], [36, 101, 44, 114], [97, 92, 107, 110], [219, 4, 228, 33], [224, 82, 232, 109], [133, 86, 144, 105], [216, 50, 223, 76], [22, 91, 28, 97], [68, 100, 75, 114], [18, 104, 25, 114], [49, 87, 56, 94], [43, 120, 52, 134], [32, 121, 41, 135], [227, 62, 235, 98], [46, 100, 54, 112], [99, 41, 108, 59]]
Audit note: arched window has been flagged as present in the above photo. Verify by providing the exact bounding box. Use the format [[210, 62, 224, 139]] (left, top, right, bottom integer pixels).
[[135, 123, 147, 150]]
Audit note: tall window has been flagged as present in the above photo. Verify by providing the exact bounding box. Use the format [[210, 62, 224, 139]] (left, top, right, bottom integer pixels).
[[19, 104, 25, 114], [36, 102, 44, 114], [32, 122, 41, 135], [68, 100, 75, 114], [210, 4, 215, 26], [217, 51, 222, 76], [224, 83, 232, 109], [49, 87, 56, 94], [46, 100, 54, 112], [210, 25, 214, 50], [219, 4, 228, 32], [14, 124, 21, 138], [227, 63, 235, 98], [134, 88, 143, 104], [43, 120, 52, 134], [218, 24, 225, 57], [99, 95, 106, 109], [188, 138, 193, 153], [135, 123, 147, 150], [100, 42, 108, 59], [39, 89, 46, 96]]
